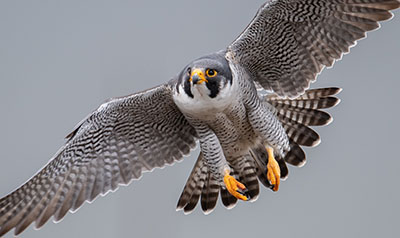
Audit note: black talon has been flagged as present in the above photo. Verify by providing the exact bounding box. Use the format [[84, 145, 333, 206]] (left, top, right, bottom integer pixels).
[[237, 188, 250, 200], [269, 184, 275, 191], [265, 178, 274, 190]]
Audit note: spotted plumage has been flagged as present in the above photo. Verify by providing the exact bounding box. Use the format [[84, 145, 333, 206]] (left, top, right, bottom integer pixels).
[[1, 0, 399, 236]]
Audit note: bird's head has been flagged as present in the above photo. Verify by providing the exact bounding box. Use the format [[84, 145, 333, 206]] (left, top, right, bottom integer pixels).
[[179, 53, 233, 99]]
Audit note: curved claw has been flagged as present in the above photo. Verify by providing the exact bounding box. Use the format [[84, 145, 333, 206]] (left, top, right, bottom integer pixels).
[[266, 146, 280, 192], [223, 171, 249, 201]]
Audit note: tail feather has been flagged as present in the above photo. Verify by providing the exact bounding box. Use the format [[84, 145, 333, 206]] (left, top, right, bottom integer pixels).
[[176, 153, 207, 214], [266, 87, 341, 170], [220, 188, 237, 209], [177, 153, 260, 213], [250, 144, 289, 188], [177, 152, 220, 214], [200, 173, 219, 214], [277, 108, 333, 126], [230, 155, 260, 201], [277, 157, 289, 180], [250, 147, 271, 189], [183, 192, 201, 214], [267, 87, 341, 100], [269, 97, 340, 110], [182, 175, 205, 214], [282, 119, 321, 147], [293, 87, 342, 99], [284, 140, 306, 167]]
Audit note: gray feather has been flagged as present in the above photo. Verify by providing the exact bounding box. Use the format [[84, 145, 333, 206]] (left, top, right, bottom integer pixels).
[[0, 84, 197, 236], [228, 0, 399, 98]]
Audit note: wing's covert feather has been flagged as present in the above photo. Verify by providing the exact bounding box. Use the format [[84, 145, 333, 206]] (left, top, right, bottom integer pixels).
[[228, 0, 400, 98], [0, 84, 197, 236]]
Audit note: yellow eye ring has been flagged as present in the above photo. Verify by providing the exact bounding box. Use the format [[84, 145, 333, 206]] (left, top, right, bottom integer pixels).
[[206, 69, 217, 78]]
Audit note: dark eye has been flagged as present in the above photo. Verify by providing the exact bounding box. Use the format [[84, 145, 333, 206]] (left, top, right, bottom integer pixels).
[[187, 68, 191, 76], [206, 69, 217, 77]]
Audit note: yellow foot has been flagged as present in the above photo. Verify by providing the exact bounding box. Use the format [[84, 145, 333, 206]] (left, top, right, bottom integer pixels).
[[223, 169, 248, 201], [266, 146, 280, 192]]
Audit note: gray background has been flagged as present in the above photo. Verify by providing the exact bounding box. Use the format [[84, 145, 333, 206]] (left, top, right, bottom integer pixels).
[[0, 1, 399, 237]]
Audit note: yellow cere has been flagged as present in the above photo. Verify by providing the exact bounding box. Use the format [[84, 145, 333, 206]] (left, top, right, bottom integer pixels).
[[190, 69, 208, 84]]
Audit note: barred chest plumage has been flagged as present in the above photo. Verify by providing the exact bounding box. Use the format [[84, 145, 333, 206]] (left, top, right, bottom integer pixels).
[[172, 56, 262, 158], [202, 102, 262, 159]]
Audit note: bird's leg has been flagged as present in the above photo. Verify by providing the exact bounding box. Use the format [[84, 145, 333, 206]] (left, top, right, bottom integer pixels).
[[223, 168, 249, 201], [266, 146, 280, 191], [188, 119, 249, 201], [246, 100, 288, 191]]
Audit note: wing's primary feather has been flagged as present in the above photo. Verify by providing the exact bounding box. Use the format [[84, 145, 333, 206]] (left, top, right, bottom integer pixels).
[[228, 0, 400, 98], [0, 84, 197, 236]]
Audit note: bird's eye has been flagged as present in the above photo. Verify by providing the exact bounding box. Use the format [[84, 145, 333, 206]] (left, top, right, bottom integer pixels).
[[187, 68, 191, 76], [206, 69, 217, 78]]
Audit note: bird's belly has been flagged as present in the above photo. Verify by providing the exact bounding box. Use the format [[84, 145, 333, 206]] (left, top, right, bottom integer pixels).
[[220, 131, 260, 158], [208, 107, 259, 157]]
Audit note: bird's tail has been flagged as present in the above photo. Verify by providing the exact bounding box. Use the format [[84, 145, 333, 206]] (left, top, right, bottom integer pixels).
[[176, 152, 260, 214], [177, 87, 341, 214], [176, 152, 214, 214]]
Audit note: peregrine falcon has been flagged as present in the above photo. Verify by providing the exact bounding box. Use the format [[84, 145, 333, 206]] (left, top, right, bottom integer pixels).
[[0, 0, 399, 236]]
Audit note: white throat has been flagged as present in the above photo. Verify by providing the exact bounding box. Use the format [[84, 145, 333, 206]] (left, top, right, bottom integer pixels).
[[173, 80, 238, 118]]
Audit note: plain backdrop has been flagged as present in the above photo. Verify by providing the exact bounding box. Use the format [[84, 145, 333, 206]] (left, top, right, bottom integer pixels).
[[0, 1, 399, 238]]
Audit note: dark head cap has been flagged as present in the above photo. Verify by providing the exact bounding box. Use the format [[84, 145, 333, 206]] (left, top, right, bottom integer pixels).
[[179, 52, 232, 98]]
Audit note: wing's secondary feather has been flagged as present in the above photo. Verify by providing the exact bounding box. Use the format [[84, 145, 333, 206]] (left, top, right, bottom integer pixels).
[[0, 84, 197, 236]]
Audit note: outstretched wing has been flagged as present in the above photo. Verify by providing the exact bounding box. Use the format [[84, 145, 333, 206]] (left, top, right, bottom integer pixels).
[[0, 84, 197, 236], [228, 0, 400, 98]]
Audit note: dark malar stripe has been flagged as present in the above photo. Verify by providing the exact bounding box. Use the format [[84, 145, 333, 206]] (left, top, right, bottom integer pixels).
[[184, 79, 194, 98], [206, 80, 219, 98]]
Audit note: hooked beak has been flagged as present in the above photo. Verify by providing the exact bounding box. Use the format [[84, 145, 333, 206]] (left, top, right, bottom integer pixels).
[[190, 69, 208, 85]]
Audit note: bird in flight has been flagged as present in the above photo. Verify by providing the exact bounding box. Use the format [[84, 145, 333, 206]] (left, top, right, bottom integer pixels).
[[0, 0, 399, 236]]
